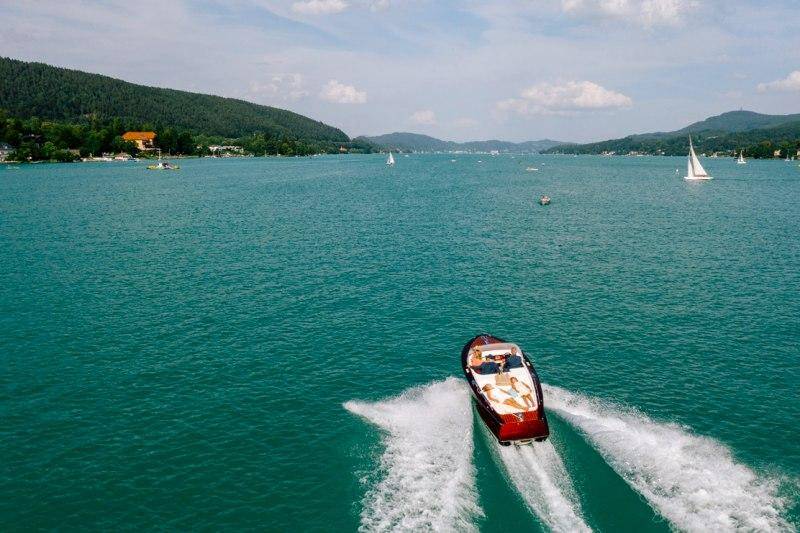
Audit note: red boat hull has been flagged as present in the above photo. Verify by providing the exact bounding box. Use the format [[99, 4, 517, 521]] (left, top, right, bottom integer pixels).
[[462, 334, 549, 444]]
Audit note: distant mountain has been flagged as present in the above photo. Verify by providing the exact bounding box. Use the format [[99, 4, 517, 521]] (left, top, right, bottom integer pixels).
[[0, 56, 349, 142], [662, 110, 800, 137], [358, 132, 567, 153], [543, 111, 800, 157]]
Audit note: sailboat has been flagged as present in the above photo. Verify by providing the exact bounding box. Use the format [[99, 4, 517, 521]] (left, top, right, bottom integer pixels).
[[386, 152, 395, 166], [737, 150, 746, 165], [147, 148, 180, 170], [684, 137, 712, 180]]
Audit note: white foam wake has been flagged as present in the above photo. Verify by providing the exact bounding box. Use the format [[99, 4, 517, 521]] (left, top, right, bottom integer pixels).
[[544, 384, 792, 532], [491, 436, 592, 532], [344, 378, 482, 532]]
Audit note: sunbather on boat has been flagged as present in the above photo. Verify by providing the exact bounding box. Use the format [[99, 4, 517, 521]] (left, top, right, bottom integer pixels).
[[481, 383, 527, 411], [509, 376, 536, 410]]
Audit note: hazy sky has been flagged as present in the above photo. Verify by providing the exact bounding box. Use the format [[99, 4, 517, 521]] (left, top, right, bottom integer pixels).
[[2, 0, 799, 142]]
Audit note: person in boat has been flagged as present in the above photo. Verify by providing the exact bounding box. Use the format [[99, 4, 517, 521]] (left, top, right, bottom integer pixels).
[[503, 346, 524, 369], [469, 349, 500, 374], [509, 376, 535, 410], [481, 383, 527, 411]]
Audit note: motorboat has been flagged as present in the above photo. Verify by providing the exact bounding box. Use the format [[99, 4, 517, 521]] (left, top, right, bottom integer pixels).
[[461, 334, 549, 445], [526, 166, 539, 172], [539, 195, 551, 205]]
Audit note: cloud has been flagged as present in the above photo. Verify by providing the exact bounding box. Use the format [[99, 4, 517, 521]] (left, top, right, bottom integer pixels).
[[561, 0, 691, 27], [291, 0, 348, 15], [409, 109, 436, 125], [249, 73, 309, 101], [319, 79, 367, 103], [497, 81, 632, 116], [757, 70, 800, 93]]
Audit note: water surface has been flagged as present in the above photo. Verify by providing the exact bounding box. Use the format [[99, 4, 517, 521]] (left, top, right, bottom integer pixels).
[[1, 155, 798, 530]]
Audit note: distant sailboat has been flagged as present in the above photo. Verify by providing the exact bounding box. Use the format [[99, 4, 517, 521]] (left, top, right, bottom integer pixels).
[[684, 137, 712, 180], [386, 152, 395, 166], [737, 150, 746, 165]]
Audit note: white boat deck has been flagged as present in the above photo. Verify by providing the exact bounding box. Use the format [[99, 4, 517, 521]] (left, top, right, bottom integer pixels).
[[468, 343, 538, 415]]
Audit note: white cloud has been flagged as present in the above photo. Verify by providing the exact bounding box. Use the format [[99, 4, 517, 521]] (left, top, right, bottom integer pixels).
[[757, 70, 800, 93], [249, 73, 309, 101], [409, 109, 436, 125], [561, 0, 691, 27], [291, 0, 348, 15], [497, 80, 632, 116], [319, 79, 367, 103]]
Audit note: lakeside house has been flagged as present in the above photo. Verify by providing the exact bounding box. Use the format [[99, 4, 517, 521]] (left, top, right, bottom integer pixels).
[[209, 145, 245, 156], [122, 131, 156, 151], [0, 142, 13, 161]]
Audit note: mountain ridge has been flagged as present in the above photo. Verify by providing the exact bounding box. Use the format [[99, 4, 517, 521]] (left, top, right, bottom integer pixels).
[[543, 110, 800, 157], [0, 56, 349, 142], [358, 131, 567, 153]]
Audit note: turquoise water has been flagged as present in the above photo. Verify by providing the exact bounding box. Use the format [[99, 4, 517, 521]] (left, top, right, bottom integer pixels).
[[1, 155, 798, 531]]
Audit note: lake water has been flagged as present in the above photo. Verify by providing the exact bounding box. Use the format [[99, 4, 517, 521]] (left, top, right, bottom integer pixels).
[[1, 154, 798, 531]]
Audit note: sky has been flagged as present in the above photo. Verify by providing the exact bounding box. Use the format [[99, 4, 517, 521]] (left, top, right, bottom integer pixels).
[[1, 0, 799, 143]]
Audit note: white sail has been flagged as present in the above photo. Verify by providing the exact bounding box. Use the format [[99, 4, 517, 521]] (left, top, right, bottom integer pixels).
[[386, 152, 395, 165], [689, 140, 708, 177], [737, 150, 746, 164], [685, 137, 712, 180]]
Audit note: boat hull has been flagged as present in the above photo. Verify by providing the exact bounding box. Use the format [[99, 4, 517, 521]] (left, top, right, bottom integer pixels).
[[462, 334, 549, 444], [684, 176, 712, 180]]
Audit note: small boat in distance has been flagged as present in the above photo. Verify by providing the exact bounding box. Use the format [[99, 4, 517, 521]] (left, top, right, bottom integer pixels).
[[526, 166, 539, 172], [462, 334, 549, 445], [737, 150, 747, 165], [386, 152, 395, 166], [539, 195, 551, 205], [684, 137, 712, 180], [147, 149, 180, 170]]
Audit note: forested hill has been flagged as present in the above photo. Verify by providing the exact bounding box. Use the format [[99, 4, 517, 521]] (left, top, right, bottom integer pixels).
[[359, 132, 566, 153], [0, 57, 348, 142], [543, 110, 800, 157], [673, 110, 800, 135]]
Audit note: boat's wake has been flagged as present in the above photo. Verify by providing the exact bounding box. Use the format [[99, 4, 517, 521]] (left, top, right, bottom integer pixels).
[[489, 434, 591, 532], [344, 378, 482, 532], [544, 384, 793, 532], [345, 379, 793, 532]]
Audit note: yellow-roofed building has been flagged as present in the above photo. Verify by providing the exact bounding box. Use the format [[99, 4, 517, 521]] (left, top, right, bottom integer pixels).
[[122, 131, 156, 151]]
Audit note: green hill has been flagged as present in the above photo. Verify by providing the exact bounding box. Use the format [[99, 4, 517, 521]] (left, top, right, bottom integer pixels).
[[544, 111, 800, 158], [671, 110, 800, 136], [0, 56, 348, 142], [359, 132, 566, 153]]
